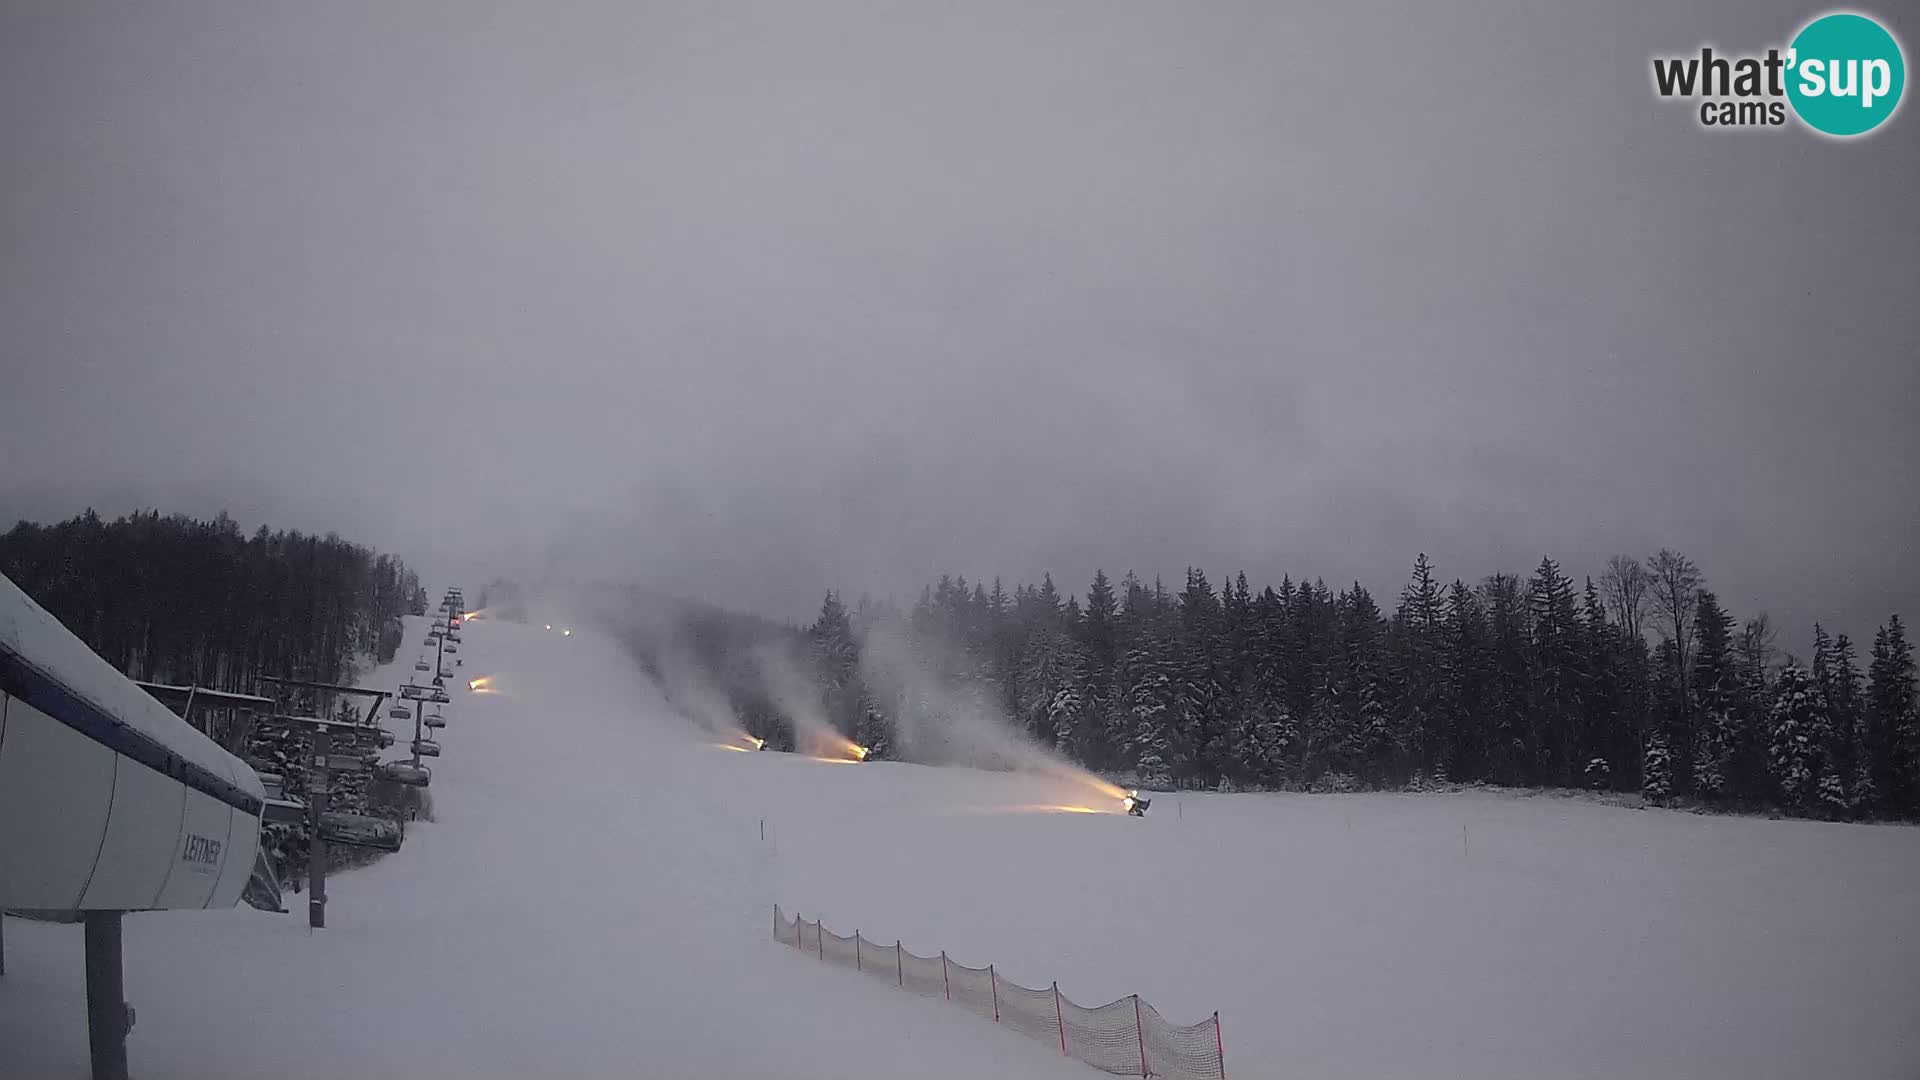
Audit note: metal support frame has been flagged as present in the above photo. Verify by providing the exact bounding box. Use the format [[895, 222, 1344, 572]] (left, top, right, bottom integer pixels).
[[307, 729, 331, 929], [83, 911, 130, 1080]]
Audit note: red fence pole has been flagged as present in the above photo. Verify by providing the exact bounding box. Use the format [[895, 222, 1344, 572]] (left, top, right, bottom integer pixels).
[[1215, 1010, 1226, 1079], [990, 965, 999, 1022], [856, 932, 862, 972], [896, 940, 903, 986], [941, 951, 950, 999], [1053, 982, 1067, 1055], [1134, 995, 1147, 1077], [817, 921, 824, 962]]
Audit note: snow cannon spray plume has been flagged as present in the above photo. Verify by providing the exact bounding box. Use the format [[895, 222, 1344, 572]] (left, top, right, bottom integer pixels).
[[752, 640, 862, 759], [653, 643, 752, 742], [854, 614, 1121, 794]]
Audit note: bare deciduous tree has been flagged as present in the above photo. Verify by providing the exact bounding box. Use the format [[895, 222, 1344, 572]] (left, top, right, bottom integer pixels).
[[1599, 555, 1650, 640], [1738, 614, 1779, 687], [1647, 548, 1703, 699]]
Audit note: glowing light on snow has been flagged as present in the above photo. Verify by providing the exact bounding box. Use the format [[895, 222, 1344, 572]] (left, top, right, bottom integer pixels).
[[796, 729, 870, 762], [714, 743, 751, 753], [1026, 760, 1128, 802], [958, 804, 1117, 816]]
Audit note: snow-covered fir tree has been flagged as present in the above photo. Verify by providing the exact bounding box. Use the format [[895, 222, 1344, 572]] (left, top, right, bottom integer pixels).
[[1867, 616, 1917, 815], [1769, 665, 1821, 811], [1643, 731, 1674, 804], [1690, 591, 1738, 800]]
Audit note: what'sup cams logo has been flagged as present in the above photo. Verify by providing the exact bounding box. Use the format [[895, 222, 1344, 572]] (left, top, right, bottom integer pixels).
[[1652, 11, 1906, 136]]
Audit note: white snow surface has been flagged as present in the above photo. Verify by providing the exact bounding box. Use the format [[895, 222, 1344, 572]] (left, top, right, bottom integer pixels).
[[5, 613, 1919, 1079]]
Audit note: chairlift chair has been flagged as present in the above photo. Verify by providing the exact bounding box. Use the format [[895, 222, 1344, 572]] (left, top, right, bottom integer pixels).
[[378, 761, 431, 787], [412, 738, 442, 758], [389, 704, 412, 720], [319, 811, 404, 852], [424, 714, 446, 729], [414, 659, 429, 672], [428, 690, 450, 703]]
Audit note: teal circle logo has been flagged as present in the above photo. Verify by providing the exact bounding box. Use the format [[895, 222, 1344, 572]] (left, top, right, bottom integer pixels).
[[1786, 12, 1906, 136]]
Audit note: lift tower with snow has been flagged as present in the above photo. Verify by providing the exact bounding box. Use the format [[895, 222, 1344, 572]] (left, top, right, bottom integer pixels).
[[0, 572, 267, 1080]]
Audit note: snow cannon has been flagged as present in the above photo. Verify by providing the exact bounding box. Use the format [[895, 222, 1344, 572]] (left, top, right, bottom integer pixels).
[[1122, 790, 1152, 817], [850, 744, 870, 761]]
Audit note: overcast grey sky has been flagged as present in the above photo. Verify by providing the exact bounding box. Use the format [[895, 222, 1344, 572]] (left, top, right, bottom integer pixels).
[[1, 1, 1914, 643]]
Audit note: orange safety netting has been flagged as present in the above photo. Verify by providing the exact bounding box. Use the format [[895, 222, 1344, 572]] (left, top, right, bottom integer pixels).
[[773, 905, 1225, 1079]]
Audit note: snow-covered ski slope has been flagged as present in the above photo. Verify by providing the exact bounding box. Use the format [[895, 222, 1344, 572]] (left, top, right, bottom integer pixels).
[[6, 612, 1920, 1079]]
